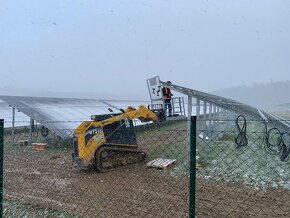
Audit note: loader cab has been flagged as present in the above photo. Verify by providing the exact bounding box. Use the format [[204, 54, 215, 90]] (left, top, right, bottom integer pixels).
[[91, 113, 137, 145]]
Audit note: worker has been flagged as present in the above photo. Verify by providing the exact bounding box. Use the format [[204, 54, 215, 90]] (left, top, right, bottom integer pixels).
[[162, 81, 173, 117]]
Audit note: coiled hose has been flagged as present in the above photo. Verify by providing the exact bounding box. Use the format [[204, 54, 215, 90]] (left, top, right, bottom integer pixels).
[[235, 115, 248, 148], [265, 127, 290, 161]]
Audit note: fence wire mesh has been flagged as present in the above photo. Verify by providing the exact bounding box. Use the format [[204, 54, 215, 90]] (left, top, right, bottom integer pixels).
[[196, 115, 290, 218], [2, 113, 290, 217], [3, 120, 189, 218]]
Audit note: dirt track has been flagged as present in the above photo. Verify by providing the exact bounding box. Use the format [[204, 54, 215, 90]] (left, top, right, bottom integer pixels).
[[3, 147, 290, 218]]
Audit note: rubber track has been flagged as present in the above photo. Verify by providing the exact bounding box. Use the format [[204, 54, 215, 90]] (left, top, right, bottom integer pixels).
[[95, 145, 146, 172]]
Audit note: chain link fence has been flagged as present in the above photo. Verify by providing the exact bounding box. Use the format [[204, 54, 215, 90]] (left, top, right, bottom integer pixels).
[[3, 119, 189, 218], [196, 114, 290, 217], [1, 114, 290, 217]]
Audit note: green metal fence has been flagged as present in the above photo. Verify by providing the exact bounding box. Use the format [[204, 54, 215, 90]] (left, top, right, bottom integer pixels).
[[189, 116, 196, 218], [195, 116, 290, 217], [1, 116, 290, 217], [0, 119, 3, 218], [3, 120, 190, 217]]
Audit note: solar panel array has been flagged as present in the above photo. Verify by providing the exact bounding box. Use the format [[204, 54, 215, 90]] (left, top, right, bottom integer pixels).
[[0, 99, 30, 128], [160, 80, 290, 132], [0, 96, 149, 138], [1, 80, 289, 138]]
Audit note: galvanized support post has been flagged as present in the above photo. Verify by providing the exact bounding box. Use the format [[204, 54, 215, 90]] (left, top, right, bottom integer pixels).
[[203, 101, 207, 121], [208, 103, 212, 120], [0, 119, 4, 217], [196, 98, 200, 131], [187, 96, 193, 160], [223, 108, 227, 121], [29, 118, 33, 145], [182, 97, 186, 116], [189, 116, 197, 218], [213, 105, 217, 138], [203, 101, 207, 137], [178, 97, 182, 115], [12, 107, 15, 146], [188, 96, 193, 119], [196, 98, 200, 120], [209, 103, 212, 138]]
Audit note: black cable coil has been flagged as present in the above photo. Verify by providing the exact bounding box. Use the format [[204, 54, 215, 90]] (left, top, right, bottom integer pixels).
[[41, 126, 49, 137], [265, 127, 290, 161], [235, 115, 248, 148]]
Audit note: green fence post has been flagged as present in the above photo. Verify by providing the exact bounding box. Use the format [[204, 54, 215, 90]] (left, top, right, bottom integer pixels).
[[0, 119, 3, 218], [189, 116, 197, 218]]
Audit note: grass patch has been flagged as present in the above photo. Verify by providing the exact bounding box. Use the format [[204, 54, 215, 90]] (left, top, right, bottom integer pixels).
[[135, 120, 186, 137], [197, 136, 290, 190], [148, 141, 188, 174]]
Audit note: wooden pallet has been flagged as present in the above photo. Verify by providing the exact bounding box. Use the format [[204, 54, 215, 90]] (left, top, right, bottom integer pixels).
[[18, 140, 28, 146], [146, 158, 176, 169]]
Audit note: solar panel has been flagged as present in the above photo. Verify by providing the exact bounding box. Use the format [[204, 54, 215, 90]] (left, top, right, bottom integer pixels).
[[160, 80, 290, 131], [101, 99, 150, 111], [0, 99, 30, 128], [0, 96, 150, 138]]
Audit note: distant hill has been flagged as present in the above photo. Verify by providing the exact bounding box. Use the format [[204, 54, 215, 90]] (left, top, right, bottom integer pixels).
[[276, 103, 290, 108], [212, 81, 290, 110]]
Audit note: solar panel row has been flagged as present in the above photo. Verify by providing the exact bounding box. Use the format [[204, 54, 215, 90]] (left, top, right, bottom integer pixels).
[[1, 79, 289, 139], [0, 96, 150, 138], [161, 80, 290, 131]]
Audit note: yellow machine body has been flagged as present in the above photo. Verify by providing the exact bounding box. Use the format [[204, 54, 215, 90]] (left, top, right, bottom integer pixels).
[[73, 105, 160, 171]]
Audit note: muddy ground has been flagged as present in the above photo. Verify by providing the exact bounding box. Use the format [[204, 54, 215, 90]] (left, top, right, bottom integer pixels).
[[3, 146, 290, 218]]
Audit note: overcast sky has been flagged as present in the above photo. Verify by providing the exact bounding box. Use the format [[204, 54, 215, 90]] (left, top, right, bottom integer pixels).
[[1, 0, 290, 99]]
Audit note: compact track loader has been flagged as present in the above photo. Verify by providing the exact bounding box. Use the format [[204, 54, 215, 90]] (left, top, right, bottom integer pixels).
[[72, 105, 163, 172]]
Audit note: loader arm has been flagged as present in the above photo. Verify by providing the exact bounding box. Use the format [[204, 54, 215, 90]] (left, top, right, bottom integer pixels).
[[73, 105, 160, 170], [99, 105, 159, 126]]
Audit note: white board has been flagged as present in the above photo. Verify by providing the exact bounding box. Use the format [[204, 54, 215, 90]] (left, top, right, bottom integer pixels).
[[147, 76, 163, 101]]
